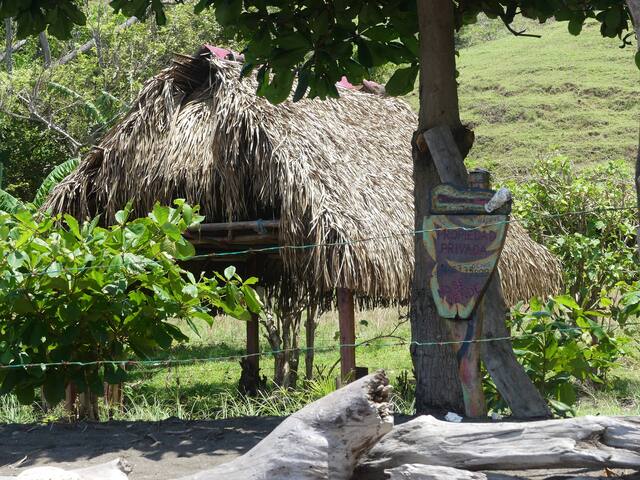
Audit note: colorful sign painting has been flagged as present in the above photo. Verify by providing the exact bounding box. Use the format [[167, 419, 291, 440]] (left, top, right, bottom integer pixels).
[[423, 184, 511, 320]]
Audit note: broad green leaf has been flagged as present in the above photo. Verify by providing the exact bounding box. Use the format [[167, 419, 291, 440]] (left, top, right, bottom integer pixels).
[[33, 159, 79, 210], [161, 222, 182, 241], [43, 373, 66, 404], [149, 204, 170, 225], [261, 69, 296, 104], [224, 265, 237, 280], [64, 214, 81, 239], [182, 284, 199, 298], [553, 295, 580, 310], [385, 64, 418, 96], [0, 189, 23, 213], [191, 311, 215, 326], [292, 68, 311, 102], [215, 0, 242, 25], [241, 285, 263, 313]]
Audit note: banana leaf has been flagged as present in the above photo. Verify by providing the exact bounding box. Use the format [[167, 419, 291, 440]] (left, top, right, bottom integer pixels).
[[33, 157, 80, 209], [0, 189, 23, 213]]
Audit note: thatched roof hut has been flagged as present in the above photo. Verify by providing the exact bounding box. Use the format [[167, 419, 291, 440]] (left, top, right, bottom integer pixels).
[[45, 51, 562, 308]]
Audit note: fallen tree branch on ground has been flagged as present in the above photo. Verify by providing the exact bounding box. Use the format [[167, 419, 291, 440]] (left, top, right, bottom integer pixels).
[[357, 415, 640, 476], [383, 464, 640, 480], [0, 458, 131, 480], [178, 371, 393, 480]]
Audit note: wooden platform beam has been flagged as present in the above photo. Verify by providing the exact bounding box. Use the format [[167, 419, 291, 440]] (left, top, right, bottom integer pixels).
[[188, 219, 280, 233]]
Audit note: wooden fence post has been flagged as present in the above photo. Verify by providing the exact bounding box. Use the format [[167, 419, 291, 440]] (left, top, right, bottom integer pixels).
[[337, 288, 356, 383]]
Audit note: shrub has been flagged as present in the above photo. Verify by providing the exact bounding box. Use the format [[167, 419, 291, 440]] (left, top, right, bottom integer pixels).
[[508, 156, 637, 309], [0, 201, 260, 406], [485, 288, 636, 416]]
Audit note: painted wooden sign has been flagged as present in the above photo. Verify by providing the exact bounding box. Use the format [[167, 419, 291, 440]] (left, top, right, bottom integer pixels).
[[423, 184, 511, 320]]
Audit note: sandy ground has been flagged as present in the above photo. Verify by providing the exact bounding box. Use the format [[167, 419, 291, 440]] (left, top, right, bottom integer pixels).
[[0, 416, 639, 479]]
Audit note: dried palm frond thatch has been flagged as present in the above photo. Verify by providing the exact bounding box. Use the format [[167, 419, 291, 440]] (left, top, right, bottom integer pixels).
[[45, 53, 562, 307]]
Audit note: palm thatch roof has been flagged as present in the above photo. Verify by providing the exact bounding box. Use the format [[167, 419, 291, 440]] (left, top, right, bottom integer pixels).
[[45, 52, 562, 308]]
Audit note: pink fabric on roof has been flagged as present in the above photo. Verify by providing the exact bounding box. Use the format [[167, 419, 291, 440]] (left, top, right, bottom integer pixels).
[[203, 45, 232, 58], [336, 76, 356, 90]]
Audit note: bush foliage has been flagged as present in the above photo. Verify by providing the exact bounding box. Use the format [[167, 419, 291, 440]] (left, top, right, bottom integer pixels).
[[0, 202, 260, 405], [509, 156, 637, 308], [483, 157, 640, 415]]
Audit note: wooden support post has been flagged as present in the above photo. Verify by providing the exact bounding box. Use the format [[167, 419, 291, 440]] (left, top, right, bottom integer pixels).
[[452, 169, 491, 417], [65, 383, 77, 419], [305, 303, 318, 381], [424, 125, 488, 418], [337, 288, 356, 383], [239, 312, 261, 396], [247, 312, 260, 380], [239, 258, 261, 396]]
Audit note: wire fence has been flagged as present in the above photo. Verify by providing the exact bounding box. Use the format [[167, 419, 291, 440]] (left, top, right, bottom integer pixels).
[[2, 321, 639, 372], [0, 204, 638, 371], [3, 205, 637, 277]]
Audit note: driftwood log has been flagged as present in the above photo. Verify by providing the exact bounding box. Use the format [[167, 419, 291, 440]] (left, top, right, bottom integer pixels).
[[3, 383, 640, 480], [1, 373, 390, 480], [358, 415, 640, 476], [385, 464, 490, 480], [383, 464, 640, 480], [0, 458, 131, 480], [178, 371, 393, 480]]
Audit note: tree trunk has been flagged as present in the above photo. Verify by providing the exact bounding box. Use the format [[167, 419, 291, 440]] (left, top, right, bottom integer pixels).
[[288, 310, 302, 388], [262, 310, 287, 386], [4, 18, 12, 74], [39, 31, 51, 68], [262, 308, 302, 388], [411, 0, 465, 415], [358, 415, 640, 476], [413, 0, 548, 417], [626, 0, 640, 255], [305, 303, 319, 381], [78, 390, 100, 421]]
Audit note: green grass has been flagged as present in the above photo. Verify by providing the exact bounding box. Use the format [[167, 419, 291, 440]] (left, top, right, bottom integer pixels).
[[406, 18, 639, 175], [576, 353, 640, 416], [116, 308, 413, 421], [1, 307, 637, 423]]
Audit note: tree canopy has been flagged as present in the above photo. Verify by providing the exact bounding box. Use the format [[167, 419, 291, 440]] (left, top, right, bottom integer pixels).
[[1, 0, 637, 103]]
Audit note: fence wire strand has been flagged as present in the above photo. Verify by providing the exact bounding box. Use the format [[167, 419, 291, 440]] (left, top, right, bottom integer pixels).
[[2, 322, 639, 371], [2, 205, 636, 277]]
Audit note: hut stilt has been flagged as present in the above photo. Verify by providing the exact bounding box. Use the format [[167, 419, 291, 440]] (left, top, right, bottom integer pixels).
[[338, 288, 356, 383]]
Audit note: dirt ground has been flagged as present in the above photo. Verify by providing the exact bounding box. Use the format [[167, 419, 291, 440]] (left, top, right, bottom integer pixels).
[[0, 416, 639, 479]]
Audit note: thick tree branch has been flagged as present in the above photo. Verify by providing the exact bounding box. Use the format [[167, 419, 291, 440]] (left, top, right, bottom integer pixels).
[[15, 93, 82, 152], [0, 39, 26, 65], [57, 16, 138, 66], [39, 31, 52, 68], [3, 18, 13, 73]]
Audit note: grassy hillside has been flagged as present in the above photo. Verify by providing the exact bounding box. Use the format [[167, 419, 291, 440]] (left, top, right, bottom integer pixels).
[[406, 19, 639, 175]]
